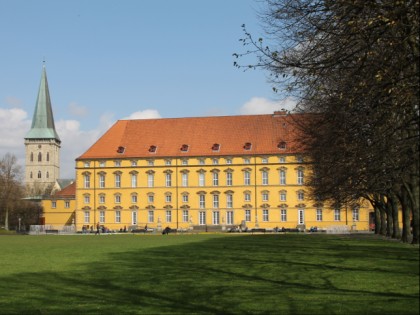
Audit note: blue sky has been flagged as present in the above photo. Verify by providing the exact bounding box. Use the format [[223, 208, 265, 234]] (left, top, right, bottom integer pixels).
[[0, 0, 295, 178]]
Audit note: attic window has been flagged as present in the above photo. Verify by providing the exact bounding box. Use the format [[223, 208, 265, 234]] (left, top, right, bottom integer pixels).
[[117, 146, 125, 154], [278, 141, 287, 150], [243, 142, 252, 150], [212, 143, 220, 151], [180, 144, 189, 152], [149, 145, 157, 153]]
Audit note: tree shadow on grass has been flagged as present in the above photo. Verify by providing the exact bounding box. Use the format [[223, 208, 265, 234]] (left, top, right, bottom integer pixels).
[[0, 234, 418, 314]]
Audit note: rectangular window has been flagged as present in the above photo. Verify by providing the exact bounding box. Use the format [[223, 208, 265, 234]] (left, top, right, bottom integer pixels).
[[182, 173, 188, 187], [298, 191, 304, 201], [281, 209, 287, 222], [280, 191, 286, 201], [115, 195, 121, 203], [262, 193, 269, 202], [226, 211, 234, 225], [199, 173, 205, 186], [165, 159, 172, 165], [226, 158, 232, 164], [99, 211, 105, 224], [353, 208, 359, 221], [51, 201, 56, 208], [280, 170, 286, 185], [182, 159, 188, 165], [262, 209, 269, 222], [84, 211, 90, 224], [316, 208, 323, 221], [183, 210, 189, 223], [132, 211, 138, 225], [148, 195, 154, 203], [131, 174, 137, 188], [131, 195, 138, 203], [84, 174, 90, 188], [65, 201, 70, 208], [245, 209, 251, 222], [213, 194, 219, 208], [199, 195, 205, 209], [226, 194, 233, 208], [182, 194, 189, 203], [226, 172, 233, 186], [212, 172, 219, 186], [115, 210, 121, 223], [148, 210, 154, 223], [212, 211, 220, 225], [84, 195, 90, 204], [115, 174, 121, 188], [199, 211, 206, 225], [334, 208, 341, 221], [244, 158, 250, 164], [166, 210, 172, 223], [212, 158, 219, 165], [298, 209, 305, 225], [244, 193, 251, 202], [99, 195, 105, 204], [297, 170, 304, 185], [262, 171, 269, 185], [148, 173, 154, 187], [165, 173, 172, 187], [99, 174, 105, 188], [165, 194, 172, 203], [244, 171, 251, 185]]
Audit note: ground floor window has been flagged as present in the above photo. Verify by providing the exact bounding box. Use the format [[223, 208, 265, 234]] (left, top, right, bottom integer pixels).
[[298, 209, 305, 225], [245, 209, 251, 222], [213, 211, 220, 225], [334, 208, 341, 221], [316, 208, 323, 222], [353, 207, 359, 221], [262, 209, 269, 222], [281, 209, 287, 222], [166, 210, 172, 223], [99, 211, 105, 224], [115, 210, 121, 223], [182, 210, 189, 223], [148, 210, 154, 223], [132, 211, 138, 225], [226, 211, 234, 225], [84, 211, 90, 224], [199, 211, 206, 225]]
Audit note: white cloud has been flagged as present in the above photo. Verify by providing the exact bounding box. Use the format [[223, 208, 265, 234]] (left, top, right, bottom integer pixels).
[[68, 101, 88, 117], [4, 96, 23, 107], [239, 97, 297, 115], [123, 109, 162, 120]]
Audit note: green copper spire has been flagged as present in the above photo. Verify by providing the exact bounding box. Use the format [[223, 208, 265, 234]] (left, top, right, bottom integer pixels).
[[25, 64, 61, 142]]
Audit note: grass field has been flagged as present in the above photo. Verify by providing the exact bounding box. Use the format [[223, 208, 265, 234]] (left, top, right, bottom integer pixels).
[[0, 233, 418, 315]]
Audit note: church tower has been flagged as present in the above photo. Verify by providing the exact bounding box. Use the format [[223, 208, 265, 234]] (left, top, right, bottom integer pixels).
[[24, 64, 61, 195]]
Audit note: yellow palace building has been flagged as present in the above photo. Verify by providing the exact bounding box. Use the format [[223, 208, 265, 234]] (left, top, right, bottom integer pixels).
[[53, 111, 370, 233]]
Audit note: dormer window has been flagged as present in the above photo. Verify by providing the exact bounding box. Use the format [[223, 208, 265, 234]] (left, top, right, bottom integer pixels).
[[148, 145, 157, 153], [243, 142, 252, 150], [117, 146, 125, 154], [212, 143, 220, 151], [278, 141, 287, 150], [180, 144, 189, 152]]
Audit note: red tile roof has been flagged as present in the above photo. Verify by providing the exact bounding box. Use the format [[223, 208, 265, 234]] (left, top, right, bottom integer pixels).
[[77, 113, 306, 160], [54, 182, 76, 197]]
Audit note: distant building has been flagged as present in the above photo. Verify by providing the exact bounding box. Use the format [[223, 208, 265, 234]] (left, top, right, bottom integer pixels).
[[24, 64, 61, 196]]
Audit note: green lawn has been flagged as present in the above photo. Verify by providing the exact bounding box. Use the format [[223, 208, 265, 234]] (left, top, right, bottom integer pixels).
[[0, 233, 418, 314]]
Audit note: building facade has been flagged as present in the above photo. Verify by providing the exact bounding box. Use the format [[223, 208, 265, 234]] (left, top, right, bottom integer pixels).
[[24, 64, 61, 195], [69, 113, 371, 232]]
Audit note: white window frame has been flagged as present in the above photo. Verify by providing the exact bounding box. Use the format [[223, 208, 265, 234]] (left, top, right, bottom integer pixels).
[[262, 209, 269, 222], [281, 209, 287, 222], [245, 209, 251, 222], [199, 211, 206, 225], [213, 194, 219, 209], [226, 172, 233, 186], [99, 211, 105, 224], [226, 211, 234, 225], [226, 194, 233, 208], [165, 173, 172, 187], [316, 208, 323, 221], [212, 211, 220, 225], [84, 211, 90, 224], [115, 210, 121, 223], [244, 171, 251, 185]]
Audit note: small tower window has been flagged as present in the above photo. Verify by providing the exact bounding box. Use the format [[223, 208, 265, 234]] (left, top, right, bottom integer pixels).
[[243, 142, 252, 150], [180, 144, 189, 152], [30, 152, 34, 162], [30, 172, 33, 179], [38, 171, 42, 179], [46, 152, 50, 162], [117, 146, 125, 154], [38, 152, 42, 162], [149, 145, 157, 153]]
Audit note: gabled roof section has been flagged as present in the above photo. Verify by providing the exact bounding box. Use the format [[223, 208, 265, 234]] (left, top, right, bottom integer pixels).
[[53, 182, 76, 198], [77, 113, 307, 160], [25, 64, 61, 142]]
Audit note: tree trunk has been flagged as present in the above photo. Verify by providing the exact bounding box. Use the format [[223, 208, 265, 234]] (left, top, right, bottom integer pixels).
[[385, 199, 393, 238], [390, 194, 401, 239], [374, 205, 381, 235], [400, 186, 412, 243], [380, 205, 387, 236]]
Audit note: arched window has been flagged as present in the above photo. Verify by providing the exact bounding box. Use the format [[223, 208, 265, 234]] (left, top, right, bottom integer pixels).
[[46, 152, 50, 162], [30, 172, 33, 179], [37, 171, 41, 179], [38, 152, 42, 162], [30, 152, 34, 162]]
